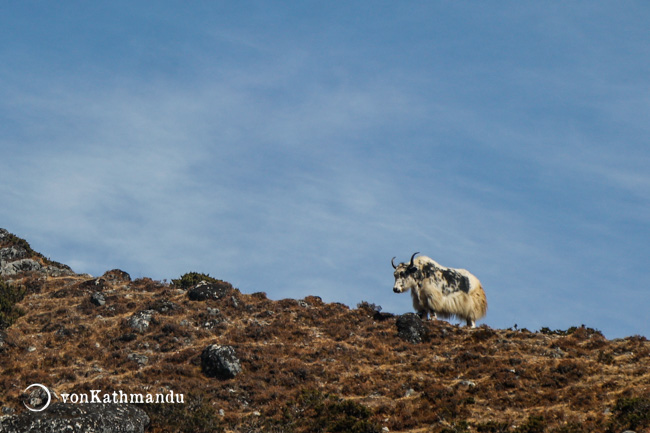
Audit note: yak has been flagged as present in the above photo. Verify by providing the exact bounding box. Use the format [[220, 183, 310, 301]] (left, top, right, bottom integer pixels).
[[392, 252, 487, 328]]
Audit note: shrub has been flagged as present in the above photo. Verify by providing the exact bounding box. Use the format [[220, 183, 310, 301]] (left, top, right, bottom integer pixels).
[[514, 415, 546, 433], [356, 301, 382, 314], [476, 420, 511, 432], [171, 272, 226, 290], [144, 393, 223, 433], [0, 280, 26, 329], [280, 389, 381, 433], [608, 396, 650, 432]]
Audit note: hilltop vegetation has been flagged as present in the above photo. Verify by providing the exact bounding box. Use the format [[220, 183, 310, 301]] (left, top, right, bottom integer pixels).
[[0, 230, 649, 433]]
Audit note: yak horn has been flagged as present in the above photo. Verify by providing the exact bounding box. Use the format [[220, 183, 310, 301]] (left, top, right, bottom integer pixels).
[[391, 257, 397, 269], [409, 252, 419, 268]]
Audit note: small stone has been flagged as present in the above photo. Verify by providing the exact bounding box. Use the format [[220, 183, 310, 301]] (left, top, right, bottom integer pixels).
[[2, 406, 15, 415], [127, 353, 149, 367]]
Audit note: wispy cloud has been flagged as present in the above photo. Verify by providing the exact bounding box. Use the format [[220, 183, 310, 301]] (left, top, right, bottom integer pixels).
[[1, 2, 648, 338]]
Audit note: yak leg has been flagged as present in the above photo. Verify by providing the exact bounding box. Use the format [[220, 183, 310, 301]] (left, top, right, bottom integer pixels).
[[466, 319, 476, 328], [420, 311, 437, 321]]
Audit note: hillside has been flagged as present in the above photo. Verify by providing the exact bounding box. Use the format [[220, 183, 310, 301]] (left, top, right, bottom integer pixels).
[[1, 229, 649, 433]]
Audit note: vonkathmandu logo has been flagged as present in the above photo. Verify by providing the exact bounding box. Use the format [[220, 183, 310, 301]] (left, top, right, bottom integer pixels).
[[23, 384, 184, 412], [23, 384, 52, 412], [60, 389, 185, 405]]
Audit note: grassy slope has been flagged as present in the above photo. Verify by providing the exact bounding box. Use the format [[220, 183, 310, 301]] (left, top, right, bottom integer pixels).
[[0, 236, 648, 432]]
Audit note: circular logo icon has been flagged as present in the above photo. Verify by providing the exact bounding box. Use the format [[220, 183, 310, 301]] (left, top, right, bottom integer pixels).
[[23, 383, 52, 412]]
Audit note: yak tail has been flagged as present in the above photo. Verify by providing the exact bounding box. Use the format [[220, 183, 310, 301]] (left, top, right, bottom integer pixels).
[[469, 283, 488, 321]]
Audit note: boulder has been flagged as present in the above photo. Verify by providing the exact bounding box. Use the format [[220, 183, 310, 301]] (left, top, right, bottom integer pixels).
[[102, 269, 132, 284], [90, 292, 106, 306], [188, 280, 233, 302], [126, 310, 156, 333], [201, 344, 242, 379], [396, 313, 429, 344], [0, 403, 149, 433]]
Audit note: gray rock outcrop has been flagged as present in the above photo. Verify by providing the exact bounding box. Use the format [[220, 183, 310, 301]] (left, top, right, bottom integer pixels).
[[188, 280, 233, 302], [90, 292, 106, 306], [126, 310, 156, 333], [0, 403, 149, 433], [0, 229, 75, 278]]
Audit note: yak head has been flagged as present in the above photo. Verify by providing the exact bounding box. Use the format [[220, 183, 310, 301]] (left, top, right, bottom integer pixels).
[[392, 252, 420, 293]]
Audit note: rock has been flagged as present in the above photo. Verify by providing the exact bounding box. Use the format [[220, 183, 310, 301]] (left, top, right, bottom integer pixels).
[[147, 299, 180, 314], [0, 258, 42, 276], [545, 347, 565, 359], [0, 246, 27, 263], [102, 269, 132, 284], [45, 265, 75, 278], [188, 280, 233, 302], [79, 278, 108, 291], [396, 313, 429, 344], [201, 344, 242, 379], [24, 386, 50, 411], [126, 310, 156, 333], [127, 353, 149, 367], [90, 292, 106, 306], [0, 403, 149, 432]]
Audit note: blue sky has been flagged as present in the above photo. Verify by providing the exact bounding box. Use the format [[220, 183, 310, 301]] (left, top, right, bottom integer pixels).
[[1, 2, 648, 338]]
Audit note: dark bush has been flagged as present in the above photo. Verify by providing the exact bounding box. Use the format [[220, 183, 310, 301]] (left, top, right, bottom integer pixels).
[[144, 393, 223, 433], [171, 272, 229, 290], [280, 389, 381, 433], [608, 396, 650, 432], [0, 280, 26, 329]]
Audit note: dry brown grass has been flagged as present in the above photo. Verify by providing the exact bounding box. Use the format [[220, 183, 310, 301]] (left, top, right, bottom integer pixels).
[[1, 267, 649, 432]]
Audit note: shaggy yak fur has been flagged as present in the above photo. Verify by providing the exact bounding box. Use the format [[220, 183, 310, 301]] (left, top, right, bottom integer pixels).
[[392, 253, 487, 328]]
